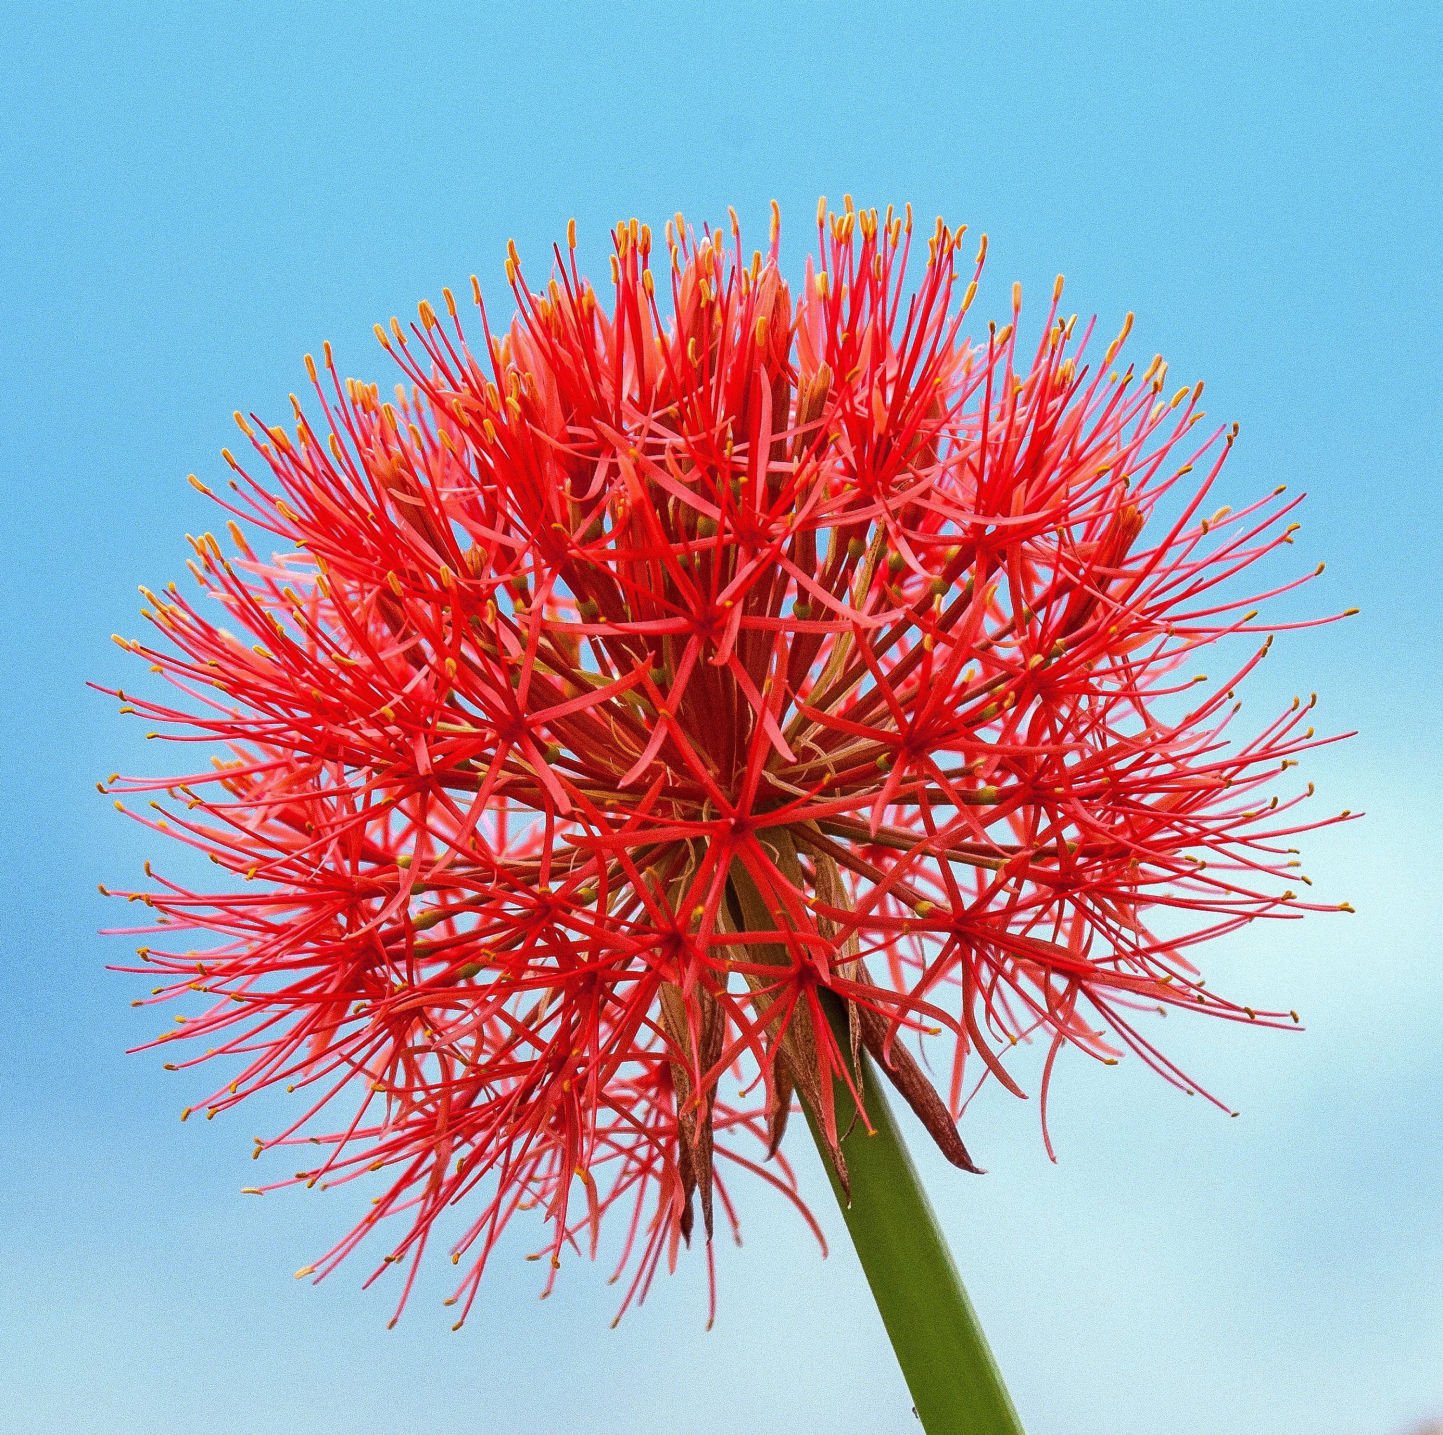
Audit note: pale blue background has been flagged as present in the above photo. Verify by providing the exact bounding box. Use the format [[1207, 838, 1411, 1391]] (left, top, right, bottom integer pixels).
[[2, 3, 1439, 1432]]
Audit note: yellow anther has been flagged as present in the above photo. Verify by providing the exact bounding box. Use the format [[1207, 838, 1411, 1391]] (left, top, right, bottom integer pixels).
[[1103, 312, 1134, 367]]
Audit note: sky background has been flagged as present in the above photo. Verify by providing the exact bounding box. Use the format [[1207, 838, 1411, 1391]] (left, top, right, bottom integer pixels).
[[2, 3, 1439, 1432]]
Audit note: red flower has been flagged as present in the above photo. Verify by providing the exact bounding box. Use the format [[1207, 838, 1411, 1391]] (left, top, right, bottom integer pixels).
[[103, 199, 1351, 1326]]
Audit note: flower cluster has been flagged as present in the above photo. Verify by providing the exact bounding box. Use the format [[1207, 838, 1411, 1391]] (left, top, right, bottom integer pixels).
[[104, 199, 1348, 1326]]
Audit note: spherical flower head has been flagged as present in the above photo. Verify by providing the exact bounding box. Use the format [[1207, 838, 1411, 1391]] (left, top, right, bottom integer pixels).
[[103, 199, 1352, 1326]]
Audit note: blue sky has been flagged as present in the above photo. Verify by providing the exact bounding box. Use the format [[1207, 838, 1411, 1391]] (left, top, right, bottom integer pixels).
[[2, 3, 1438, 1432]]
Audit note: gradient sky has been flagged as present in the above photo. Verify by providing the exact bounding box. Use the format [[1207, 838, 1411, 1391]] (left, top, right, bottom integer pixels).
[[2, 4, 1439, 1433]]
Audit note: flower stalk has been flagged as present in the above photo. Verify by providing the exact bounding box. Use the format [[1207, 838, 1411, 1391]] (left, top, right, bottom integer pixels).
[[806, 1023, 1023, 1435], [728, 860, 1024, 1435]]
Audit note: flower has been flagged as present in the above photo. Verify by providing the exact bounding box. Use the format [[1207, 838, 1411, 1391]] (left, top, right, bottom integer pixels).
[[103, 198, 1350, 1327]]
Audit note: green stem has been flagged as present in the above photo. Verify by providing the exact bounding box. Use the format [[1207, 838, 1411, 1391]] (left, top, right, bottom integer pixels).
[[805, 999, 1025, 1435], [724, 861, 1022, 1432]]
